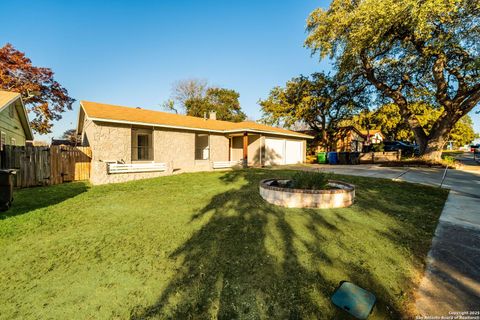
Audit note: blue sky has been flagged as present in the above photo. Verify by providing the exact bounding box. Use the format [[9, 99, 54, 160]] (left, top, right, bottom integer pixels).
[[1, 0, 478, 141]]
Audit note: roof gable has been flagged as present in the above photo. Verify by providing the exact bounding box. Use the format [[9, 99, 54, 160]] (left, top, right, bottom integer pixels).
[[0, 91, 20, 108], [0, 91, 34, 140], [360, 130, 384, 138], [78, 101, 312, 139]]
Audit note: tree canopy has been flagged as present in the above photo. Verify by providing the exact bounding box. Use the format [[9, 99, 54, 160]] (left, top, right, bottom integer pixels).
[[0, 43, 75, 134], [260, 72, 366, 150], [163, 79, 246, 122], [186, 87, 246, 122], [353, 104, 477, 147], [305, 0, 480, 159], [62, 128, 78, 142]]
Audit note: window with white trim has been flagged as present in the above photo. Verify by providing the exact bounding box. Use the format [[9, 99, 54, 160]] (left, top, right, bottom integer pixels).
[[0, 132, 5, 151], [195, 133, 210, 160], [131, 128, 153, 161], [11, 138, 16, 146]]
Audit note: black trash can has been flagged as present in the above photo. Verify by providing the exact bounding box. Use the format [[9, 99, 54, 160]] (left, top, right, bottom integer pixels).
[[349, 152, 360, 165], [0, 169, 16, 211], [338, 152, 350, 165]]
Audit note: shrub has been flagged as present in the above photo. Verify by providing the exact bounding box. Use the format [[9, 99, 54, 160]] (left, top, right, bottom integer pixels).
[[289, 171, 331, 190], [441, 156, 457, 167], [371, 143, 385, 152]]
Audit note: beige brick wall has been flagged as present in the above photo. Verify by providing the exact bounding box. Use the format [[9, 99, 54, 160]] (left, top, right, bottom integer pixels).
[[248, 134, 263, 166], [154, 128, 195, 170], [91, 122, 132, 163], [84, 121, 231, 185], [83, 120, 307, 185], [153, 128, 229, 171], [209, 133, 230, 162], [231, 134, 264, 165], [83, 121, 156, 185]]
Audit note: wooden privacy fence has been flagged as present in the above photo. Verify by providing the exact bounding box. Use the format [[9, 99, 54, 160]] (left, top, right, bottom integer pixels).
[[0, 145, 92, 188]]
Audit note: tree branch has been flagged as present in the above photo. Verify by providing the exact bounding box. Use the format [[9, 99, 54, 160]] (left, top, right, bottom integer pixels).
[[431, 54, 451, 108], [361, 53, 428, 143]]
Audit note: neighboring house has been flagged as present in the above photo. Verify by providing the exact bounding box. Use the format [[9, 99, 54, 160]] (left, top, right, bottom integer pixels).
[[0, 91, 34, 149], [76, 101, 312, 185], [360, 129, 385, 144], [297, 126, 365, 153], [334, 126, 365, 152]]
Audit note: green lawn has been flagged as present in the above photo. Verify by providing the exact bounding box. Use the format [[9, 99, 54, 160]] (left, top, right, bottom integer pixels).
[[442, 150, 464, 159], [0, 170, 448, 319]]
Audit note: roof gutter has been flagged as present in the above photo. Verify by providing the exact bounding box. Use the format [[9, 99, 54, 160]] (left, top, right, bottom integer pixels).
[[86, 117, 313, 139], [19, 96, 34, 141]]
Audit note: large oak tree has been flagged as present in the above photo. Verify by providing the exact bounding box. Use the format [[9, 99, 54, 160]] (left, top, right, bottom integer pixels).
[[305, 0, 480, 159], [260, 72, 367, 150], [0, 43, 75, 134], [353, 103, 477, 147]]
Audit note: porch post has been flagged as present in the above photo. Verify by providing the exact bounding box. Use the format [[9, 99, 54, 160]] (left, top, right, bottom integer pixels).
[[243, 132, 248, 168], [228, 137, 231, 161]]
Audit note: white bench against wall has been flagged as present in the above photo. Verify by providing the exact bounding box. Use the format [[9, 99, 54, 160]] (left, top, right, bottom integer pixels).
[[108, 162, 167, 174], [212, 160, 242, 169]]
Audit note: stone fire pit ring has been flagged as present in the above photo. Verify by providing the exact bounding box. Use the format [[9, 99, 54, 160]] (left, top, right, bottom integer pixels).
[[259, 179, 355, 209]]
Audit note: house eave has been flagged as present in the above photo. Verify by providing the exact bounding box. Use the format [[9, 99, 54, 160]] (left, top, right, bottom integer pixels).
[[0, 94, 34, 140], [85, 117, 313, 139]]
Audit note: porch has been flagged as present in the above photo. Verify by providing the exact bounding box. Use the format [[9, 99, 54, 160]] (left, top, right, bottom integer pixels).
[[227, 132, 306, 167]]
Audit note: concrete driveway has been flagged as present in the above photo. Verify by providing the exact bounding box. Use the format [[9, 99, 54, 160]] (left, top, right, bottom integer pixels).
[[282, 156, 480, 316]]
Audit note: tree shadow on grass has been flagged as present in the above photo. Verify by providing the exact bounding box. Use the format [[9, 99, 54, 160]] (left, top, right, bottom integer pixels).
[[130, 169, 439, 319], [328, 174, 449, 317], [0, 182, 89, 219]]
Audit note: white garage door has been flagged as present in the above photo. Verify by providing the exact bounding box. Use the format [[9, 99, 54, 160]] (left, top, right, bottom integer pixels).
[[265, 138, 303, 165], [265, 138, 285, 165], [285, 140, 303, 164]]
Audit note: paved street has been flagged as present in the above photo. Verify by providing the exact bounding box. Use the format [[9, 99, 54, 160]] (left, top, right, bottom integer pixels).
[[283, 154, 480, 316]]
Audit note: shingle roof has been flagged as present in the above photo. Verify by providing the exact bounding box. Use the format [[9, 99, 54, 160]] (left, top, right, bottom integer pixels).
[[360, 129, 384, 137], [80, 101, 313, 139]]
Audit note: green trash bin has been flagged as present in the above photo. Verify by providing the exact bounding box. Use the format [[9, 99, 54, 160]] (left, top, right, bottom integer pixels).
[[317, 152, 327, 164]]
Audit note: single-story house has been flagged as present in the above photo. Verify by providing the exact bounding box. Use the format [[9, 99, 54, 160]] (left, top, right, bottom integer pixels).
[[0, 91, 34, 149], [360, 129, 385, 144], [297, 126, 365, 153], [76, 101, 313, 185]]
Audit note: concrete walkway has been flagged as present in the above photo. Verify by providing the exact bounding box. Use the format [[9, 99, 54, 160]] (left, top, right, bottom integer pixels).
[[282, 157, 480, 316]]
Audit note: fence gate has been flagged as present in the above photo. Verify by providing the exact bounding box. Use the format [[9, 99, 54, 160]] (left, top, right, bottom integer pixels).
[[0, 145, 92, 188]]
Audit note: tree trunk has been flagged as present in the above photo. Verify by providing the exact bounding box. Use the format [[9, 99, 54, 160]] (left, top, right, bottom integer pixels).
[[322, 130, 329, 151], [321, 117, 328, 151], [420, 112, 458, 161], [422, 136, 447, 161]]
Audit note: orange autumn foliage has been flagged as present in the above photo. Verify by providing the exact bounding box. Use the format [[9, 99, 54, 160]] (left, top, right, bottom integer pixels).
[[0, 43, 75, 134]]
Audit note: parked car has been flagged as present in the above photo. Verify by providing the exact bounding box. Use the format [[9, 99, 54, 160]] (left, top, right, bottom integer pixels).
[[383, 141, 417, 157], [470, 144, 480, 152], [412, 143, 420, 156]]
